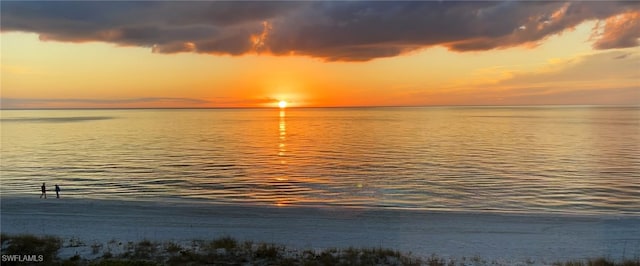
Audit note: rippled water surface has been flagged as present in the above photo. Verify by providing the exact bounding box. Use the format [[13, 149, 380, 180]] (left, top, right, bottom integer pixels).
[[2, 107, 639, 215]]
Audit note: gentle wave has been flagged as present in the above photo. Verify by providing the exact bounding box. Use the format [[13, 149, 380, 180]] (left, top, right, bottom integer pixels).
[[1, 107, 639, 216], [0, 116, 114, 123]]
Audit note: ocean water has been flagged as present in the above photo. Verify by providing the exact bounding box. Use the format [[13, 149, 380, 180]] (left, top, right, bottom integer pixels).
[[1, 106, 639, 216]]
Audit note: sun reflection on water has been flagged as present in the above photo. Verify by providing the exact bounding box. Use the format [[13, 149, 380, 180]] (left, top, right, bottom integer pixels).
[[278, 110, 286, 158], [274, 109, 290, 206]]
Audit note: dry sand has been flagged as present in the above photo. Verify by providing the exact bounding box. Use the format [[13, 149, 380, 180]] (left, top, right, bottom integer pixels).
[[1, 196, 639, 263]]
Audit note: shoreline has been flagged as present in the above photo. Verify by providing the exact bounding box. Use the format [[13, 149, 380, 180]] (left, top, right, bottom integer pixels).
[[2, 196, 640, 263], [3, 192, 637, 219]]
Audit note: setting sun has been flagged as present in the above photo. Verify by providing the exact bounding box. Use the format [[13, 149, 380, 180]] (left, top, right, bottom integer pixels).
[[278, 100, 287, 108]]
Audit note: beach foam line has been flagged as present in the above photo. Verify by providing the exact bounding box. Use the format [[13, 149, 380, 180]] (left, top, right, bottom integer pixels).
[[1, 196, 639, 263]]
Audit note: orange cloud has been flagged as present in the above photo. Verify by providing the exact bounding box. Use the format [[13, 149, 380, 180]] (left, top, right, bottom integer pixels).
[[251, 21, 272, 53], [592, 11, 640, 49]]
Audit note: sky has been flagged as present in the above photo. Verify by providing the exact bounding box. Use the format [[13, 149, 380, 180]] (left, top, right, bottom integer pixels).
[[1, 1, 639, 108]]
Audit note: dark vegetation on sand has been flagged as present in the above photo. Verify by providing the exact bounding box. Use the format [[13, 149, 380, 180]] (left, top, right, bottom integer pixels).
[[2, 234, 639, 266]]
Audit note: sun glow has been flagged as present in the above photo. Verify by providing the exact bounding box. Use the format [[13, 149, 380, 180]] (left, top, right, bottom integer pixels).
[[278, 100, 287, 108]]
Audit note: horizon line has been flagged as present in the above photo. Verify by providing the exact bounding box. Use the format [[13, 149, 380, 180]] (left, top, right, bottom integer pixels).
[[1, 103, 639, 111]]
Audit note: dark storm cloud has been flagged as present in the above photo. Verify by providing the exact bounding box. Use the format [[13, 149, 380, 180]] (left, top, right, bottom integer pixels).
[[1, 1, 300, 53], [2, 1, 638, 61]]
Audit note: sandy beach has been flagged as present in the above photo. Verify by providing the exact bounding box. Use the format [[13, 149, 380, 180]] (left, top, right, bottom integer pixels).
[[2, 196, 639, 264]]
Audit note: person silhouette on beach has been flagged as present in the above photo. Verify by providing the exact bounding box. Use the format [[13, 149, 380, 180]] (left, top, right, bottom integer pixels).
[[40, 183, 46, 199], [55, 184, 61, 198]]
